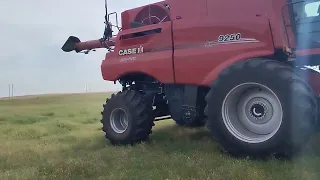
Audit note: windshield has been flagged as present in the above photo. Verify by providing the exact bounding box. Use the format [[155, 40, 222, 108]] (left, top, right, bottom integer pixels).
[[289, 1, 320, 49], [305, 1, 320, 17], [291, 1, 319, 18]]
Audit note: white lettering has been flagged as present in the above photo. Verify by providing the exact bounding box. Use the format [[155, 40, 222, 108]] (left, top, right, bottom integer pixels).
[[132, 48, 136, 54], [118, 50, 124, 56], [118, 46, 144, 56], [120, 56, 136, 62], [138, 46, 143, 53]]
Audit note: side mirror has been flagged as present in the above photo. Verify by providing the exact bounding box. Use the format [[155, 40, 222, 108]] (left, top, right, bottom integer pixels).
[[61, 36, 81, 52]]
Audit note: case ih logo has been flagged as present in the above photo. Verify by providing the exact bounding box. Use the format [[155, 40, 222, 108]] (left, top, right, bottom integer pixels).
[[118, 46, 144, 56]]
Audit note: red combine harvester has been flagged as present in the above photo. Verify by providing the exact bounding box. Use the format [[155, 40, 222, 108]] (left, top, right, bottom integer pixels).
[[62, 0, 320, 157]]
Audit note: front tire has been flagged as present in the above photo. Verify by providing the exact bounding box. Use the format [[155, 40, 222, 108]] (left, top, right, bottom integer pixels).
[[205, 59, 318, 158], [101, 90, 154, 145]]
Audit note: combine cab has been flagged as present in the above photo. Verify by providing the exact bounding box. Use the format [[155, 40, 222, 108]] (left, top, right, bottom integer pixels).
[[283, 0, 320, 63], [62, 0, 320, 158]]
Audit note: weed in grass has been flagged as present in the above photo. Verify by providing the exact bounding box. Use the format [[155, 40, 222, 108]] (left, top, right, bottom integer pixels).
[[41, 112, 55, 117], [0, 116, 6, 122], [54, 122, 79, 133], [79, 109, 88, 115], [68, 113, 75, 118], [80, 117, 99, 124], [7, 116, 49, 125]]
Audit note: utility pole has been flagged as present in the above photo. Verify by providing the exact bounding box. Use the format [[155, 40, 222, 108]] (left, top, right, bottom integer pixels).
[[8, 84, 13, 97], [8, 84, 11, 97], [86, 83, 91, 93]]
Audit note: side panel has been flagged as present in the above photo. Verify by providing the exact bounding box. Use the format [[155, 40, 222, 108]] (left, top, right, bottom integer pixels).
[[264, 0, 288, 50], [172, 17, 275, 86], [101, 22, 174, 83]]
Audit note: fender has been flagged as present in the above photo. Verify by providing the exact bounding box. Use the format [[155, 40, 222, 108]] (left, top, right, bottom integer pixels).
[[101, 50, 175, 83], [112, 71, 160, 83], [200, 50, 274, 86], [296, 68, 320, 96]]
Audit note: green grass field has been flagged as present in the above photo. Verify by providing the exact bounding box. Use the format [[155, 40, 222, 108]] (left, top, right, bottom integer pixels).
[[0, 93, 319, 180]]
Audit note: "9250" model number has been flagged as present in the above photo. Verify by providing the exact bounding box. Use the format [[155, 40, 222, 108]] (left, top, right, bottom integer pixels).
[[218, 33, 241, 42]]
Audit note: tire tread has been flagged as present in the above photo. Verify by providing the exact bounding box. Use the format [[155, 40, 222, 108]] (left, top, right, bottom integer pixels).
[[205, 58, 318, 157], [101, 90, 154, 145]]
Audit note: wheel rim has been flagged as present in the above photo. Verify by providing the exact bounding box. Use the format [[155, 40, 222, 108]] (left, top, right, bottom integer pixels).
[[221, 82, 283, 144], [110, 108, 129, 134]]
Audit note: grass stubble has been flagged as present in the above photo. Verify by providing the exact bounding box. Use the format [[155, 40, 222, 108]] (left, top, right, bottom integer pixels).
[[0, 93, 319, 180]]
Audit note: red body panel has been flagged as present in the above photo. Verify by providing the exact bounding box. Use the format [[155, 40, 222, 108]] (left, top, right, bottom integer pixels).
[[170, 2, 275, 85], [101, 21, 174, 83], [99, 0, 318, 87]]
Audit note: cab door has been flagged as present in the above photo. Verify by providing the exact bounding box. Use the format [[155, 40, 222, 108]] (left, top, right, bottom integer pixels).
[[169, 0, 210, 84]]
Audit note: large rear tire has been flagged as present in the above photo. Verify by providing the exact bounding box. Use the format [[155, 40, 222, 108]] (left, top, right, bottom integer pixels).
[[205, 59, 318, 158], [101, 90, 154, 145]]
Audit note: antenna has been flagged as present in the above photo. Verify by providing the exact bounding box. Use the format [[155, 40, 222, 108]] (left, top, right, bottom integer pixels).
[[105, 0, 108, 22], [102, 0, 113, 40]]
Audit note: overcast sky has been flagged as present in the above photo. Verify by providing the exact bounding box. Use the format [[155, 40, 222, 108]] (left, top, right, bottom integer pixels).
[[0, 0, 158, 97], [0, 0, 319, 98]]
